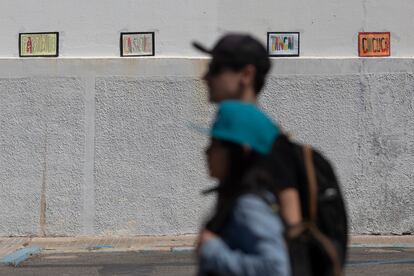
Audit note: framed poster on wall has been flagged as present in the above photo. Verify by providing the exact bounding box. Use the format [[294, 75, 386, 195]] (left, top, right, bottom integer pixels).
[[267, 32, 300, 57], [120, 32, 155, 57], [358, 32, 390, 57], [19, 32, 59, 57]]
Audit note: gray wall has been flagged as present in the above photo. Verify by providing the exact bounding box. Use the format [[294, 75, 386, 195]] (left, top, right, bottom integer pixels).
[[2, 0, 414, 57], [0, 58, 413, 236]]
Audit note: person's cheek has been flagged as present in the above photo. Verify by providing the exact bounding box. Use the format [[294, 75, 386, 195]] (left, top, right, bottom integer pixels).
[[208, 152, 218, 178], [215, 151, 228, 181], [209, 161, 214, 177], [206, 153, 212, 176]]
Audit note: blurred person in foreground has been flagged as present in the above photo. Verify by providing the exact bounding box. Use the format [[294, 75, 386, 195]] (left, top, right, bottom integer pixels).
[[195, 100, 290, 276]]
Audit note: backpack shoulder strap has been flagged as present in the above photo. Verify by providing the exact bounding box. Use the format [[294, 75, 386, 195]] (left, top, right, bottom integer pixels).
[[303, 145, 318, 221], [303, 145, 343, 276]]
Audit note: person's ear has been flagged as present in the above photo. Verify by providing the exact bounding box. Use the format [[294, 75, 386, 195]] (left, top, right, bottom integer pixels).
[[242, 145, 252, 154], [240, 64, 256, 87]]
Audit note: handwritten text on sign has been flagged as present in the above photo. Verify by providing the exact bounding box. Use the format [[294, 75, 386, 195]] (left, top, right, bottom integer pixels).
[[358, 32, 390, 57], [19, 33, 58, 57], [120, 32, 154, 57]]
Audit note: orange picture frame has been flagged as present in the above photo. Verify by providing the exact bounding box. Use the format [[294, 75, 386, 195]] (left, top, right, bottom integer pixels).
[[358, 32, 390, 57]]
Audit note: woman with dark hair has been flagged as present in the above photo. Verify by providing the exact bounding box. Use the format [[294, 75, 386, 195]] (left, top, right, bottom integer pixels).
[[196, 101, 290, 276]]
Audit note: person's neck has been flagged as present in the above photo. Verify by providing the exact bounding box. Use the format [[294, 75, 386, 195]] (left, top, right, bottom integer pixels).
[[240, 88, 257, 103]]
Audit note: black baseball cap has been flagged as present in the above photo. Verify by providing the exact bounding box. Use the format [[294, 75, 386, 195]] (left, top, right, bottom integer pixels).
[[193, 33, 271, 76]]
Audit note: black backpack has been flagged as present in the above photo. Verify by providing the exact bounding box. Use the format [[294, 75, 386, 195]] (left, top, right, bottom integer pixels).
[[270, 134, 348, 276]]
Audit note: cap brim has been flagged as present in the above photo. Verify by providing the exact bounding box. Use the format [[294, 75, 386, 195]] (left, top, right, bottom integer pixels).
[[192, 41, 212, 54], [186, 121, 210, 136]]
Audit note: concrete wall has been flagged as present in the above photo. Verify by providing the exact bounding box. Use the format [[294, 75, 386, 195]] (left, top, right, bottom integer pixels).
[[0, 58, 413, 236], [1, 0, 414, 57], [0, 0, 413, 236]]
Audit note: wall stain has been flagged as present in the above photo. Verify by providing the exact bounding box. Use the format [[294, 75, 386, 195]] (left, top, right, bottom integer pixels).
[[39, 129, 48, 236]]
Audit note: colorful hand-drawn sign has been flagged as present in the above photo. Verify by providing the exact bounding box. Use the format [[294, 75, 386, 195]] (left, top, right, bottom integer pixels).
[[19, 32, 59, 57], [358, 32, 390, 57], [120, 32, 155, 57], [267, 32, 300, 57]]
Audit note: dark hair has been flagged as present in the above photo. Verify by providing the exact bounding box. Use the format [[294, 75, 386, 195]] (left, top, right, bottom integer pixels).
[[220, 140, 274, 195], [205, 140, 275, 233], [228, 61, 271, 95], [209, 54, 271, 95], [205, 34, 272, 95], [232, 61, 271, 95], [253, 61, 271, 94]]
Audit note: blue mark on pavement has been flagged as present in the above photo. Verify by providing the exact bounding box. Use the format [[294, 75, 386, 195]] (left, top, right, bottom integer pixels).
[[0, 246, 42, 267], [89, 245, 114, 250], [171, 247, 194, 252]]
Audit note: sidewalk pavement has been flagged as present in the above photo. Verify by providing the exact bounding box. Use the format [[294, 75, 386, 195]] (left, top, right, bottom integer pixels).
[[1, 234, 413, 266], [0, 235, 196, 265]]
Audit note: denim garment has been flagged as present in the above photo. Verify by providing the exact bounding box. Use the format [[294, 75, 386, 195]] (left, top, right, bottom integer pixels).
[[199, 193, 290, 276]]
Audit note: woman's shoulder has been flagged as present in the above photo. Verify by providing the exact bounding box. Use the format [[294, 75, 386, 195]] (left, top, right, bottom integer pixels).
[[235, 192, 276, 210], [233, 194, 283, 236], [234, 193, 279, 220]]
